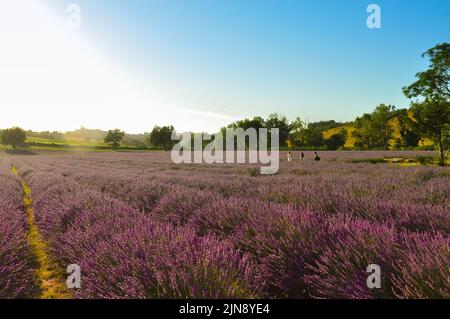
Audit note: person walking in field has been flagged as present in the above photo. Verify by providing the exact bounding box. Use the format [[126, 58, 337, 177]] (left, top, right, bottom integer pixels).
[[314, 152, 321, 161], [287, 150, 293, 162]]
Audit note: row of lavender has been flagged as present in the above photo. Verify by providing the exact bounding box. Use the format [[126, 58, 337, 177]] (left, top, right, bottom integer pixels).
[[18, 152, 450, 298], [0, 159, 35, 298], [25, 153, 448, 234], [17, 158, 257, 298]]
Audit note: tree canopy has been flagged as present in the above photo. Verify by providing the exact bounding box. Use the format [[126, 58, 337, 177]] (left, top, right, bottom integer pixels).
[[104, 129, 125, 150], [353, 104, 396, 150], [403, 43, 449, 101], [403, 43, 450, 165], [147, 125, 175, 150], [1, 127, 27, 148], [408, 100, 449, 165], [325, 129, 347, 150]]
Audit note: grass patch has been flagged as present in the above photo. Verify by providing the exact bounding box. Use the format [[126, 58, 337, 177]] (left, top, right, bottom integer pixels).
[[12, 166, 72, 299], [415, 155, 436, 165], [291, 168, 312, 176], [347, 158, 386, 164]]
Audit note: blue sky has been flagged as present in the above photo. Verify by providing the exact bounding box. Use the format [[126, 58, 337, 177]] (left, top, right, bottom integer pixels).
[[1, 0, 449, 132]]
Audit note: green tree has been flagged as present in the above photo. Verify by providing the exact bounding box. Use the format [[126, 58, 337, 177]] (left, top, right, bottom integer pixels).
[[403, 43, 450, 165], [104, 129, 125, 150], [372, 104, 396, 150], [303, 125, 324, 148], [403, 43, 449, 101], [325, 129, 347, 150], [225, 116, 266, 149], [265, 113, 291, 147], [227, 114, 292, 148], [1, 127, 26, 148], [353, 104, 395, 150], [409, 100, 449, 165], [395, 109, 421, 148], [147, 125, 175, 150], [353, 114, 374, 150], [228, 116, 265, 132]]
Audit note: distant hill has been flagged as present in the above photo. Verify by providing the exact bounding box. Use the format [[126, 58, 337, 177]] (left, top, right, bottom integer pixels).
[[26, 128, 148, 147], [322, 125, 357, 148]]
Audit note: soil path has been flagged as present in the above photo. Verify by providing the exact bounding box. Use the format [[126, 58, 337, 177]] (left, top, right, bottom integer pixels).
[[12, 166, 72, 299]]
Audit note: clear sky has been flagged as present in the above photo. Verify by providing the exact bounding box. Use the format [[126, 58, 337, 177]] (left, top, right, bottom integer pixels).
[[0, 0, 449, 133]]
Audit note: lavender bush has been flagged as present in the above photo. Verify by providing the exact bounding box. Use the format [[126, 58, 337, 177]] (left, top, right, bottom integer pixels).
[[7, 151, 449, 299], [0, 159, 35, 298]]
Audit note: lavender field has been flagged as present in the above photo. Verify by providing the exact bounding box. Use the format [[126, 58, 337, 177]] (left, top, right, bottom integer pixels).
[[0, 151, 449, 299]]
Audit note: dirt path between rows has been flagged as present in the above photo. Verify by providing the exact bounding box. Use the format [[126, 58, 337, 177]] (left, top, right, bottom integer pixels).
[[12, 166, 72, 299]]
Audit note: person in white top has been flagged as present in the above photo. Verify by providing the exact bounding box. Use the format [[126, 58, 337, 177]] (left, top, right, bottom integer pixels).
[[287, 150, 293, 162]]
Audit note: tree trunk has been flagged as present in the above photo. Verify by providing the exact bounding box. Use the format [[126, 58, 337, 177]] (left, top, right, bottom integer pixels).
[[438, 140, 445, 166], [438, 131, 445, 166]]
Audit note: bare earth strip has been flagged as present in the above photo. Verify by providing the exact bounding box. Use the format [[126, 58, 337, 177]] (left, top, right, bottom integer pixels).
[[12, 166, 72, 299]]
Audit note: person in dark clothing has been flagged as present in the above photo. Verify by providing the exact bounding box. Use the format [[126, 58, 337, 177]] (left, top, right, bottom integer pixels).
[[314, 152, 321, 161], [301, 152, 305, 160]]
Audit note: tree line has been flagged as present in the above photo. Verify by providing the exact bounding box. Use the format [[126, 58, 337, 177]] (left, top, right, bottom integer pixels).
[[131, 43, 449, 165], [1, 43, 448, 164], [140, 44, 448, 164]]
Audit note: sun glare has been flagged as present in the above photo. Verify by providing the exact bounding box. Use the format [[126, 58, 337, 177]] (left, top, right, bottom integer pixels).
[[0, 0, 233, 133]]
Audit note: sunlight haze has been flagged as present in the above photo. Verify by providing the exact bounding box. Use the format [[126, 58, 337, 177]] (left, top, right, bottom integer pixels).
[[0, 0, 449, 133], [0, 0, 235, 133]]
